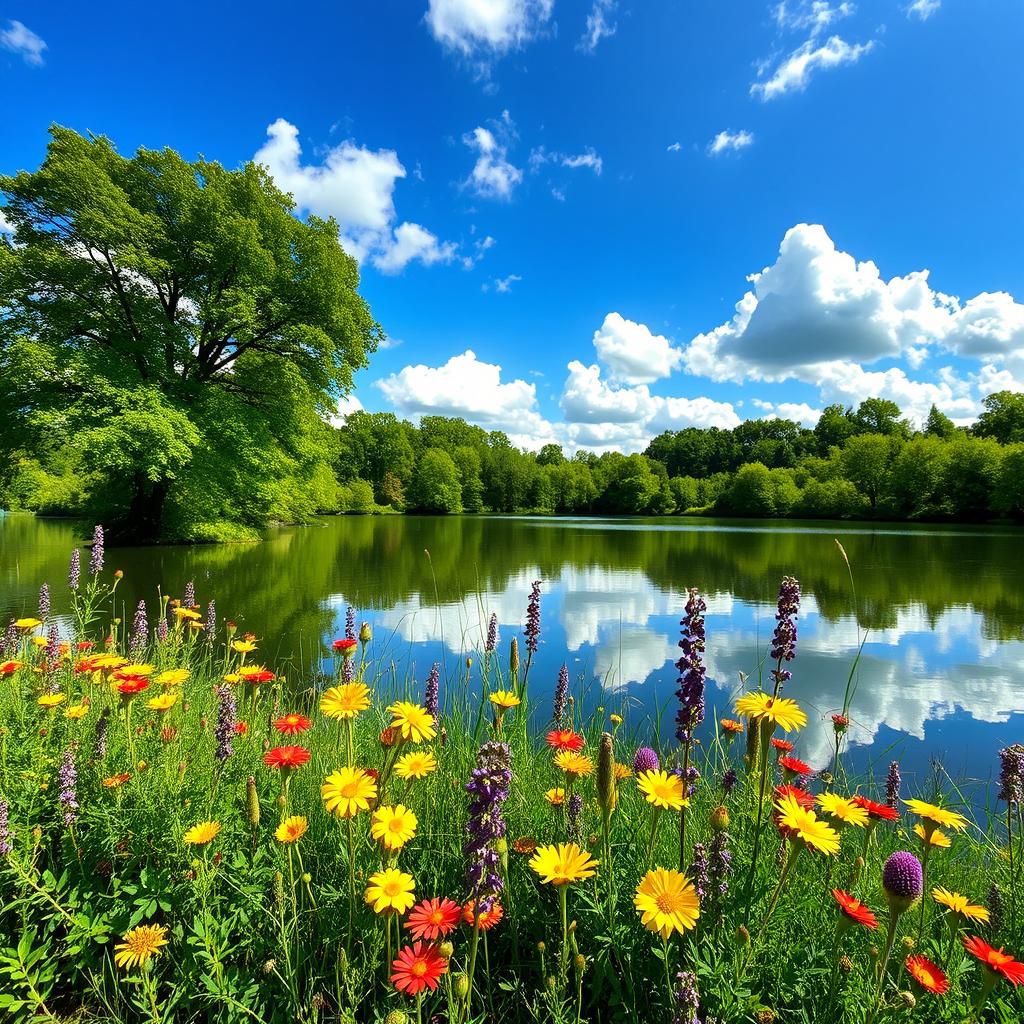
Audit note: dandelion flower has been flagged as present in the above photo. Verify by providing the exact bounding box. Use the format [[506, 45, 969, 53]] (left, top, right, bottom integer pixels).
[[321, 767, 377, 818], [637, 770, 688, 811], [932, 887, 989, 924], [735, 692, 807, 733], [546, 729, 585, 752], [613, 763, 633, 780], [275, 816, 308, 844], [905, 954, 948, 994], [817, 792, 869, 829], [387, 701, 436, 743], [832, 889, 878, 929], [183, 820, 221, 846], [462, 899, 503, 930], [394, 751, 438, 780], [963, 935, 1024, 985], [634, 868, 700, 939], [113, 923, 169, 970], [553, 750, 593, 777], [320, 682, 371, 720], [391, 942, 447, 996], [405, 897, 462, 941], [774, 792, 840, 855], [274, 713, 312, 735], [371, 804, 418, 851], [14, 617, 42, 631], [544, 787, 566, 806], [146, 693, 178, 712], [231, 640, 258, 654], [528, 842, 599, 885], [489, 690, 521, 710], [365, 867, 416, 915]]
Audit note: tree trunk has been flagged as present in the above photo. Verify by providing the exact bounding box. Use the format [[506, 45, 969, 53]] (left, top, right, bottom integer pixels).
[[117, 476, 170, 543]]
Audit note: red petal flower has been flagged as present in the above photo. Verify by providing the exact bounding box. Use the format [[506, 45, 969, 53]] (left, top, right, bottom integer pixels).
[[832, 889, 879, 929], [771, 738, 794, 753], [405, 897, 463, 941], [778, 755, 811, 777], [905, 954, 948, 994], [274, 713, 312, 736], [852, 795, 900, 821], [462, 899, 504, 931], [390, 942, 447, 996], [546, 729, 584, 752], [263, 746, 311, 770], [332, 638, 358, 654], [116, 677, 150, 695], [963, 936, 1024, 985]]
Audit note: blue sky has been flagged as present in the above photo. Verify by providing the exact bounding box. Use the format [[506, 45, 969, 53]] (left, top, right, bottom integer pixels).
[[3, 0, 1023, 450]]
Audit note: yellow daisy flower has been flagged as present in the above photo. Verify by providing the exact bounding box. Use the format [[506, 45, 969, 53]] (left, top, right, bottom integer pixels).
[[634, 868, 700, 939], [394, 751, 438, 780], [904, 799, 969, 833], [37, 693, 66, 709], [117, 663, 154, 677], [146, 693, 178, 712], [275, 816, 308, 844], [173, 608, 202, 621], [613, 763, 633, 780], [30, 636, 48, 649], [320, 682, 372, 720], [321, 767, 377, 818], [816, 792, 869, 829], [489, 690, 521, 710], [365, 868, 416, 915], [932, 886, 989, 924], [528, 842, 599, 885], [387, 701, 436, 743], [231, 640, 258, 653], [183, 820, 221, 846], [774, 792, 840, 855], [637, 770, 688, 811], [544, 787, 566, 806], [155, 669, 189, 687], [64, 703, 90, 719], [113, 924, 169, 970], [735, 692, 807, 732], [14, 617, 42, 631], [553, 750, 593, 777], [914, 823, 951, 848], [370, 804, 418, 851]]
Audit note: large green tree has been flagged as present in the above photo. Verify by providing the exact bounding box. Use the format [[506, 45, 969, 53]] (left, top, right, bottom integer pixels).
[[0, 126, 380, 540]]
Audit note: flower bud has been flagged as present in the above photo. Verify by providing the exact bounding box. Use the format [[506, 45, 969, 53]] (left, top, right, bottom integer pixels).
[[439, 941, 455, 959], [262, 959, 276, 975], [302, 872, 311, 884], [454, 974, 470, 998], [899, 992, 916, 1009], [509, 637, 520, 677], [246, 776, 261, 827], [574, 954, 586, 974], [901, 936, 916, 950], [838, 955, 853, 974], [596, 732, 614, 817], [359, 622, 372, 644], [736, 924, 750, 946], [710, 805, 730, 833], [384, 1013, 408, 1024], [537, 941, 546, 953]]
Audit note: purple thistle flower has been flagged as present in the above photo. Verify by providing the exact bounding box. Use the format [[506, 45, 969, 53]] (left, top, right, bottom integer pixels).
[[672, 970, 701, 1024], [88, 525, 104, 576], [0, 798, 11, 855], [38, 583, 50, 621], [720, 767, 738, 794], [184, 581, 195, 608], [885, 760, 901, 810], [675, 588, 707, 746], [204, 600, 216, 642], [553, 664, 569, 724], [633, 746, 660, 775], [567, 793, 583, 844], [0, 621, 16, 659], [463, 740, 512, 914], [68, 549, 81, 592], [345, 606, 356, 641], [58, 748, 78, 827], [998, 745, 1024, 806], [524, 580, 541, 656], [690, 843, 708, 901], [94, 707, 110, 759], [769, 576, 800, 691], [214, 685, 237, 762], [424, 663, 440, 720], [485, 613, 498, 654], [882, 851, 923, 912], [129, 600, 148, 656]]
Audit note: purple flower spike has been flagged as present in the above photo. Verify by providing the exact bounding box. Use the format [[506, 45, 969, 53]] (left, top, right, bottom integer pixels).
[[88, 525, 104, 576], [464, 740, 511, 914], [38, 583, 50, 621], [552, 664, 569, 724], [0, 798, 11, 855], [885, 760, 901, 809], [68, 549, 81, 592], [675, 588, 707, 745], [214, 685, 237, 762], [345, 606, 356, 641], [770, 575, 800, 691], [524, 580, 541, 656], [485, 613, 498, 654], [58, 749, 78, 827], [424, 663, 440, 720], [633, 746, 660, 775], [882, 851, 923, 913], [998, 745, 1024, 807]]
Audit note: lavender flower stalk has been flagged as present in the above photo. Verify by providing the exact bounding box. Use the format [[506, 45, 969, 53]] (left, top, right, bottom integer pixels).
[[58, 749, 78, 827], [998, 745, 1024, 806], [157, 616, 168, 643], [463, 740, 512, 914], [567, 793, 583, 844], [68, 549, 81, 592], [345, 606, 356, 641], [690, 843, 708, 902], [720, 767, 738, 795], [674, 589, 707, 746], [0, 622, 16, 659], [485, 613, 498, 654], [524, 580, 541, 656], [0, 799, 10, 855], [424, 662, 440, 720], [184, 581, 196, 608], [94, 707, 110, 759], [709, 828, 732, 924], [885, 761, 901, 810], [38, 583, 50, 621], [44, 624, 60, 667], [672, 970, 701, 1024], [769, 576, 800, 696], [88, 525, 104, 576], [552, 664, 569, 724], [129, 600, 148, 656], [214, 685, 237, 762], [204, 600, 216, 642]]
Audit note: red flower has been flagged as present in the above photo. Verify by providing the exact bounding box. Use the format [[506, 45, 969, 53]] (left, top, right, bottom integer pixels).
[[773, 784, 814, 808], [832, 889, 878, 930], [405, 897, 462, 941], [264, 746, 311, 770], [390, 942, 447, 996], [244, 670, 275, 684], [234, 721, 249, 735], [771, 738, 794, 754], [332, 638, 358, 656], [76, 641, 94, 651], [546, 729, 584, 752], [852, 795, 900, 822], [905, 954, 948, 994], [274, 713, 312, 736], [778, 755, 811, 778], [116, 677, 150, 695], [963, 936, 1024, 985], [462, 899, 503, 931], [0, 661, 21, 676]]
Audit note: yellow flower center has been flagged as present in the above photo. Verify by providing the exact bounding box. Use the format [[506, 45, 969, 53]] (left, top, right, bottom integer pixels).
[[412, 962, 427, 977], [656, 893, 679, 913], [340, 781, 360, 798], [389, 818, 404, 832], [384, 880, 401, 896]]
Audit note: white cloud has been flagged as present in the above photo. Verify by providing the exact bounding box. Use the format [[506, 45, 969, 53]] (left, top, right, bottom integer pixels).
[[562, 361, 659, 424], [492, 273, 522, 293], [578, 0, 617, 53], [708, 129, 754, 156], [254, 119, 455, 273], [463, 117, 523, 200], [751, 400, 823, 426], [773, 2, 855, 36], [0, 210, 13, 235], [329, 393, 364, 428], [752, 35, 874, 100], [906, 0, 940, 20], [592, 312, 683, 384], [529, 146, 604, 175], [426, 0, 553, 56], [462, 233, 497, 269], [1, 20, 46, 66], [666, 142, 682, 153], [376, 350, 557, 448]]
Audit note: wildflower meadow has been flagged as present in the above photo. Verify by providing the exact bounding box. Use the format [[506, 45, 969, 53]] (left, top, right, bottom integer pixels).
[[1, 527, 1023, 1024]]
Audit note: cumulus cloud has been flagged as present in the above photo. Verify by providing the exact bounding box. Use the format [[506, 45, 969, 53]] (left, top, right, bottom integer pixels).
[[329, 394, 364, 428], [254, 119, 455, 273], [906, 0, 941, 20], [463, 115, 523, 200], [0, 209, 13, 235], [1, 20, 46, 66], [592, 312, 683, 384], [751, 400, 823, 426], [773, 1, 855, 35], [426, 0, 553, 56], [578, 0, 618, 54], [752, 34, 874, 100], [490, 274, 522, 293], [376, 349, 557, 448], [708, 130, 754, 156]]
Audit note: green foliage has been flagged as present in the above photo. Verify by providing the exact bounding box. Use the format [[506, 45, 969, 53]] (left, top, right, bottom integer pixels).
[[410, 449, 463, 513], [975, 391, 1024, 444]]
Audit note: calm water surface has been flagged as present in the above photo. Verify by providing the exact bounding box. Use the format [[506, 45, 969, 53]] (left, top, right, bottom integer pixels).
[[3, 513, 1023, 801]]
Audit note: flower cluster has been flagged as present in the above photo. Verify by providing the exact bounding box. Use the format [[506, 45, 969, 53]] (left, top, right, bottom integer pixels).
[[463, 740, 511, 914], [674, 588, 707, 746]]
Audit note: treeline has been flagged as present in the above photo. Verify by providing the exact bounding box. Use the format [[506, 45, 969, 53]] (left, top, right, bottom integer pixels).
[[333, 392, 1024, 521]]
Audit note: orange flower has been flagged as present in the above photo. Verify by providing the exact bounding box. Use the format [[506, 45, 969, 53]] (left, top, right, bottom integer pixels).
[[462, 899, 503, 930], [832, 889, 878, 930], [771, 737, 794, 753], [546, 729, 584, 752], [332, 638, 358, 655], [116, 677, 149, 695], [778, 754, 811, 778], [0, 660, 22, 675], [720, 718, 743, 734], [404, 897, 462, 941], [102, 773, 131, 788], [274, 713, 312, 735], [390, 942, 447, 996], [852, 795, 900, 822], [234, 721, 248, 735], [513, 836, 538, 854], [905, 954, 948, 994], [963, 936, 1024, 985], [263, 746, 311, 770], [773, 784, 814, 808]]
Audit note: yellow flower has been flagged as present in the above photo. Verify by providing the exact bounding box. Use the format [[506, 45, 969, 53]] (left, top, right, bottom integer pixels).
[[155, 669, 189, 687], [320, 682, 372, 720], [14, 617, 42, 631], [237, 664, 271, 680], [816, 792, 869, 828], [174, 607, 202, 621], [394, 751, 438, 780], [932, 886, 989, 924], [553, 751, 593, 777], [321, 767, 377, 818], [544, 787, 566, 806], [146, 693, 178, 712], [735, 692, 807, 732], [775, 792, 840, 855], [637, 770, 688, 811], [634, 868, 700, 939], [489, 690, 521, 710], [113, 924, 169, 970], [65, 703, 90, 719], [914, 823, 951, 848], [365, 868, 416, 915], [37, 693, 66, 709], [231, 640, 258, 653], [90, 654, 128, 670], [183, 820, 221, 846], [275, 816, 308, 844], [613, 763, 633, 780], [903, 799, 969, 833], [371, 804, 418, 851], [222, 673, 242, 684], [117, 663, 154, 677], [609, 713, 623, 725], [30, 636, 48, 649], [387, 701, 436, 743], [529, 842, 599, 885]]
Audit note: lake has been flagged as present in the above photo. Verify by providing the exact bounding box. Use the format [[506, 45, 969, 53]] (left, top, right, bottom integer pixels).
[[3, 512, 1023, 801]]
